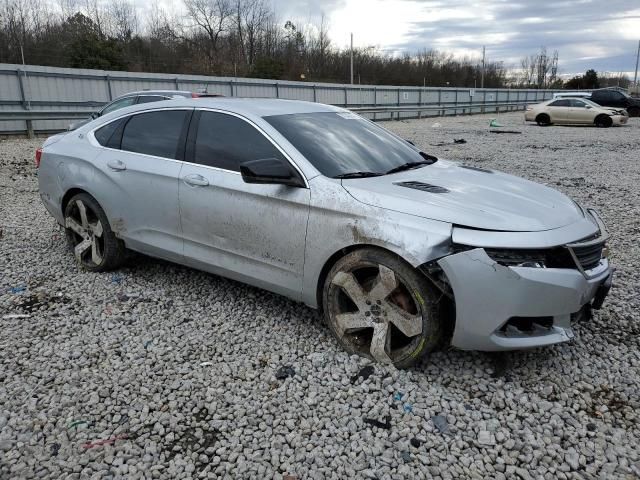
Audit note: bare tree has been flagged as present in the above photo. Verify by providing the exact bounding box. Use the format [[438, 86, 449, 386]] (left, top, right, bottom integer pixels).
[[183, 0, 233, 72], [108, 0, 138, 41]]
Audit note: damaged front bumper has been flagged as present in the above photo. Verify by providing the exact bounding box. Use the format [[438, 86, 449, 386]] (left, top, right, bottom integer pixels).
[[437, 248, 613, 351]]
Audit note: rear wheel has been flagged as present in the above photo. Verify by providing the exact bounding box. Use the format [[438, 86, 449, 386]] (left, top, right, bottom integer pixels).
[[322, 248, 442, 368], [64, 193, 126, 271], [594, 115, 613, 128], [536, 114, 551, 126]]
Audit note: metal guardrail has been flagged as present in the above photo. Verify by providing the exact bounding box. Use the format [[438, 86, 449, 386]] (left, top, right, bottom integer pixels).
[[0, 101, 530, 137]]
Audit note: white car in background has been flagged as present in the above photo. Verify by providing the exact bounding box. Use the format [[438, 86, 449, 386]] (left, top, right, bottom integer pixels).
[[552, 91, 591, 99], [525, 98, 628, 127]]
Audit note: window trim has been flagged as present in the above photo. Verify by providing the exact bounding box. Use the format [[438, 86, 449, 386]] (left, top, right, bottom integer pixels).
[[185, 107, 309, 188], [87, 106, 309, 188], [88, 107, 194, 163]]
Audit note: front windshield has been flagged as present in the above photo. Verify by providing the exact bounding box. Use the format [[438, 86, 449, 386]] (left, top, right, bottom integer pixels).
[[264, 112, 431, 178]]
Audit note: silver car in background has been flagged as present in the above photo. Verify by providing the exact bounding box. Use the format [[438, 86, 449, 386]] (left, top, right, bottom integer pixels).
[[37, 98, 613, 368], [67, 90, 221, 131]]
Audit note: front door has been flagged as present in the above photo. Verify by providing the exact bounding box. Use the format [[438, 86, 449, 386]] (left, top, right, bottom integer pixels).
[[179, 110, 310, 300], [567, 99, 594, 124]]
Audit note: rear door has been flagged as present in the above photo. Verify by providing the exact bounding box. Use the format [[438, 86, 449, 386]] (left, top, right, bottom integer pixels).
[[91, 108, 192, 261], [547, 99, 570, 122], [178, 109, 310, 300]]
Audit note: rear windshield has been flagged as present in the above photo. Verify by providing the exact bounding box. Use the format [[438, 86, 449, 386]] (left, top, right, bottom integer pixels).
[[264, 112, 427, 177]]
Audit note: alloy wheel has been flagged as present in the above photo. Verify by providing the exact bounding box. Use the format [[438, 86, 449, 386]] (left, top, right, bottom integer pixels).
[[328, 263, 423, 364], [65, 199, 105, 267]]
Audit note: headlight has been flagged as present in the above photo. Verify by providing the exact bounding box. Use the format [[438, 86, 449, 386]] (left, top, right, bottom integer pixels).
[[484, 249, 547, 268]]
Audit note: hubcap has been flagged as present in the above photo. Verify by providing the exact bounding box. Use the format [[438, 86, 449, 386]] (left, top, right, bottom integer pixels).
[[65, 200, 104, 266], [330, 264, 422, 364]]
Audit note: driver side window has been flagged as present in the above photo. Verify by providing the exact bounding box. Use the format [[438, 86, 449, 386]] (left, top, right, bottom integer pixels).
[[191, 111, 286, 172]]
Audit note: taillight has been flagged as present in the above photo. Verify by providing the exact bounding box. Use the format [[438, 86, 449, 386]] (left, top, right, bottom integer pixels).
[[35, 148, 42, 168], [191, 92, 201, 98]]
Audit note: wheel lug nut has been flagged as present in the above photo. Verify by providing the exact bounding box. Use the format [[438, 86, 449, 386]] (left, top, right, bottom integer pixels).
[[366, 300, 371, 305]]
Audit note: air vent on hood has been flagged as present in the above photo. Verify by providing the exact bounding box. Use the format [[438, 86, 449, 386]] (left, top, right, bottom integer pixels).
[[395, 181, 449, 193], [460, 165, 493, 173]]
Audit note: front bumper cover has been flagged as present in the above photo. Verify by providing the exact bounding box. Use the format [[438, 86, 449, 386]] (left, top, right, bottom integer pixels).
[[438, 248, 613, 351]]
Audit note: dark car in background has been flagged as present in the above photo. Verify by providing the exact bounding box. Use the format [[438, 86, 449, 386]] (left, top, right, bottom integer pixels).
[[67, 90, 222, 130], [588, 88, 640, 117]]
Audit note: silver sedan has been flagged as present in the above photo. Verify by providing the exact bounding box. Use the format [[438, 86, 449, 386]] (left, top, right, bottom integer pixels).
[[37, 98, 614, 367]]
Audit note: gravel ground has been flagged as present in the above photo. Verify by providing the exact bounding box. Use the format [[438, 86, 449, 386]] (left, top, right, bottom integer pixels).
[[1, 111, 639, 480]]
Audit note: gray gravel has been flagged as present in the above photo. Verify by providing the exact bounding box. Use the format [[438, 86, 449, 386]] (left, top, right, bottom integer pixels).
[[1, 111, 639, 479]]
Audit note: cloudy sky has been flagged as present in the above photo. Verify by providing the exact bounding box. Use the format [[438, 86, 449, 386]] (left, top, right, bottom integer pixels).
[[271, 0, 640, 77]]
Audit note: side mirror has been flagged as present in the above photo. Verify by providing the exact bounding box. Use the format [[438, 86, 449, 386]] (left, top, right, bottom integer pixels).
[[240, 158, 305, 188], [91, 112, 100, 119], [585, 105, 592, 109]]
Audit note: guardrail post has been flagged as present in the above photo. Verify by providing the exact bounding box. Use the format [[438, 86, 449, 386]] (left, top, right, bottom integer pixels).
[[229, 80, 234, 97], [275, 82, 280, 98], [454, 89, 459, 115], [344, 86, 348, 107], [313, 84, 317, 102], [174, 77, 180, 90], [105, 75, 113, 101], [16, 68, 34, 138], [438, 89, 442, 116], [373, 87, 377, 121]]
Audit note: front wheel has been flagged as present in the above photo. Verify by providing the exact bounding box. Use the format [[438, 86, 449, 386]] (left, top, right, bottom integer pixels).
[[322, 248, 443, 368], [64, 193, 126, 271], [594, 115, 613, 128]]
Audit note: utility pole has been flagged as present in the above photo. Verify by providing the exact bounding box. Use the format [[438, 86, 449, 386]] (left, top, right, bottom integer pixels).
[[481, 46, 485, 89], [634, 40, 640, 90], [350, 33, 354, 84]]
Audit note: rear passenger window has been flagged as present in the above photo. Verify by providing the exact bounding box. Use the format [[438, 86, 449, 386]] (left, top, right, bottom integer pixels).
[[121, 110, 189, 159], [94, 118, 125, 147], [193, 111, 285, 171], [549, 100, 570, 107]]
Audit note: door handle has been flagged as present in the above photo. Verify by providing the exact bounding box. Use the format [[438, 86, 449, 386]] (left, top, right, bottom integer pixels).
[[107, 160, 126, 171], [183, 174, 209, 187]]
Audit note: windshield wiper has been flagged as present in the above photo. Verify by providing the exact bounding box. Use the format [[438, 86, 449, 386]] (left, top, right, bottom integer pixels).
[[385, 160, 432, 175], [333, 171, 383, 179], [385, 152, 437, 175]]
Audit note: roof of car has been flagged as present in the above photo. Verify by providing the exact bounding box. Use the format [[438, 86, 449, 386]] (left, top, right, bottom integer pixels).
[[111, 97, 343, 118], [114, 90, 195, 99]]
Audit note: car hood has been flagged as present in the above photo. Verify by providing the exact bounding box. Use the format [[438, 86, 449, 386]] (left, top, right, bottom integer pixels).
[[341, 160, 584, 232]]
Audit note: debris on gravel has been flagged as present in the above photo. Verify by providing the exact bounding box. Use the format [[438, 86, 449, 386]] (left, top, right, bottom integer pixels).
[[1, 112, 639, 479]]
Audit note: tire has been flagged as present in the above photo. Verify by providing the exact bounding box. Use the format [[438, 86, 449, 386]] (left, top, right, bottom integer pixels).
[[594, 115, 612, 128], [322, 248, 442, 368], [627, 106, 639, 117], [536, 114, 551, 126], [63, 193, 126, 271]]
